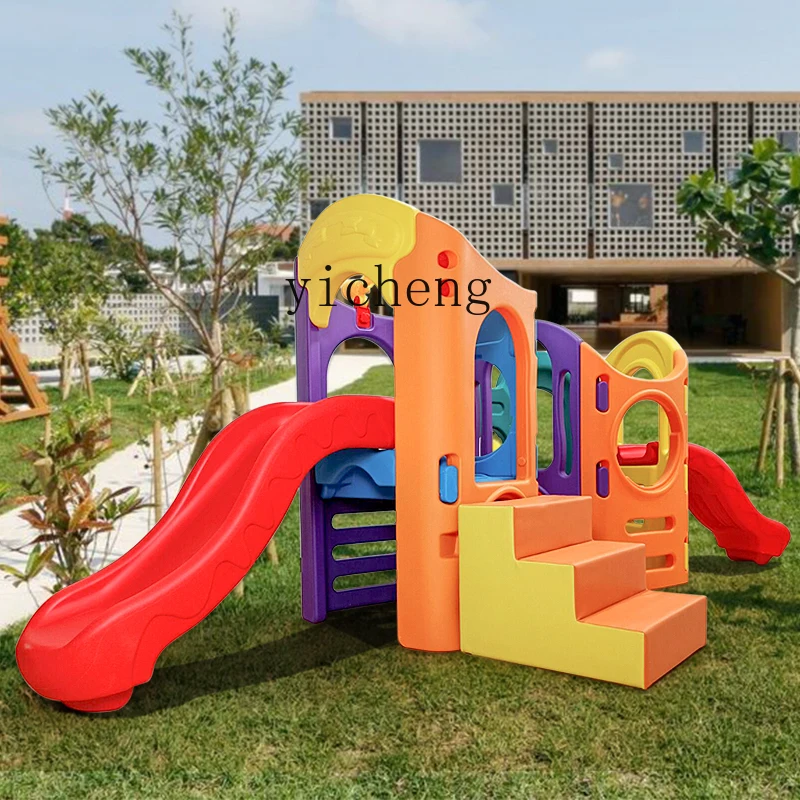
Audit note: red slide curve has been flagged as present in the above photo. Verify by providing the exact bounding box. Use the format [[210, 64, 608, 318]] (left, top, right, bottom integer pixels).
[[16, 396, 394, 713], [686, 443, 790, 565]]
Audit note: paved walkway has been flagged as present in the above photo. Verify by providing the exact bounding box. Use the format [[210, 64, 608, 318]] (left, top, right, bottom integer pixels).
[[0, 353, 389, 629]]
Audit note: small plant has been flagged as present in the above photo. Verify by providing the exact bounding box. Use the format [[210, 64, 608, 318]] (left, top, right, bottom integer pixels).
[[223, 304, 269, 367], [267, 316, 296, 348], [0, 403, 142, 595], [92, 313, 144, 381]]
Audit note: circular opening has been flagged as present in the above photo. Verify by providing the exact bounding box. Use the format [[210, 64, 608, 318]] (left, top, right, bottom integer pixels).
[[438, 250, 457, 269], [616, 396, 677, 488]]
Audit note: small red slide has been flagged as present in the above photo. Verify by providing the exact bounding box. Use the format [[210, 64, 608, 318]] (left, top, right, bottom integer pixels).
[[686, 443, 790, 565], [618, 442, 790, 564], [16, 396, 394, 713]]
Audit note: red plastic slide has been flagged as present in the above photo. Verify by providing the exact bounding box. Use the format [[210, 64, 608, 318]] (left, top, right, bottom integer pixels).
[[686, 443, 790, 565], [618, 442, 790, 564], [16, 396, 394, 713]]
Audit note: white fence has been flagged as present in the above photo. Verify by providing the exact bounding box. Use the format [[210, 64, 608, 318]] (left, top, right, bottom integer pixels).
[[11, 293, 197, 361]]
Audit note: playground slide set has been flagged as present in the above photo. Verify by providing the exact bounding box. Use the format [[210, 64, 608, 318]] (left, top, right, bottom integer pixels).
[[17, 195, 790, 712]]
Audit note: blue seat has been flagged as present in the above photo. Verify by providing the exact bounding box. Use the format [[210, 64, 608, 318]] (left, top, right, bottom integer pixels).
[[315, 449, 396, 501]]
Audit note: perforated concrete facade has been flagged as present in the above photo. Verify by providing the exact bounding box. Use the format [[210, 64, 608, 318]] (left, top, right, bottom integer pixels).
[[400, 102, 523, 259], [528, 103, 588, 258], [301, 92, 800, 270], [592, 102, 713, 259], [302, 100, 363, 214]]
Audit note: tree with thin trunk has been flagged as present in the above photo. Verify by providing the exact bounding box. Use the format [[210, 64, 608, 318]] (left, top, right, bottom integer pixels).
[[1, 220, 109, 400], [32, 10, 305, 442], [677, 138, 800, 476]]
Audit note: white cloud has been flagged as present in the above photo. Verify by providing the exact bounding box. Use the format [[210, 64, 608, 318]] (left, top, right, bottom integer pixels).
[[584, 48, 634, 72], [336, 0, 489, 49], [178, 0, 319, 32]]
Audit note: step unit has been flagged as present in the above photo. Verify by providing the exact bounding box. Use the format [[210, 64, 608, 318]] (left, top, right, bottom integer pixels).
[[458, 495, 706, 688]]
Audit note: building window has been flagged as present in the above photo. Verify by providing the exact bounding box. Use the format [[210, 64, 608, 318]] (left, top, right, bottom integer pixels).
[[779, 131, 799, 152], [309, 198, 330, 220], [607, 153, 624, 170], [492, 184, 514, 206], [418, 139, 462, 183], [329, 117, 353, 140], [542, 139, 559, 154], [725, 167, 740, 183], [682, 131, 705, 154], [623, 286, 652, 314], [608, 184, 653, 229]]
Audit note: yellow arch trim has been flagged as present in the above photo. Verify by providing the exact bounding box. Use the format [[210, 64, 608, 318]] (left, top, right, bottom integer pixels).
[[297, 194, 418, 328]]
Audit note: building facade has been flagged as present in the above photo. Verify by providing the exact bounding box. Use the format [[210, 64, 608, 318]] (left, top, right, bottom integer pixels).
[[300, 91, 800, 352]]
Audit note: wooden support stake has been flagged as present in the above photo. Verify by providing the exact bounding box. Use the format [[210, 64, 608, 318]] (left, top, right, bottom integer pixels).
[[757, 363, 780, 473], [786, 356, 800, 390], [33, 457, 57, 522], [777, 359, 786, 488], [152, 416, 164, 522]]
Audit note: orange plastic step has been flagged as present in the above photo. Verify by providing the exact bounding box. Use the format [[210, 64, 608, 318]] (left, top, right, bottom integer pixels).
[[511, 495, 593, 558], [583, 590, 707, 687], [524, 540, 647, 619]]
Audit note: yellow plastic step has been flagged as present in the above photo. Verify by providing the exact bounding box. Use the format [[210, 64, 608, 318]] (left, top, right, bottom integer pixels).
[[459, 495, 706, 688]]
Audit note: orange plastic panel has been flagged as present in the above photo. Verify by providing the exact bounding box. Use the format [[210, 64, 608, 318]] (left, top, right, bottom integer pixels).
[[579, 343, 689, 589], [393, 212, 538, 652]]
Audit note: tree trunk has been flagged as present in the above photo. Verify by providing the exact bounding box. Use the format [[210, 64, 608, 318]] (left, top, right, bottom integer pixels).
[[230, 368, 279, 566], [789, 271, 800, 476], [183, 322, 228, 478], [184, 322, 252, 594], [59, 347, 74, 401], [79, 339, 94, 400]]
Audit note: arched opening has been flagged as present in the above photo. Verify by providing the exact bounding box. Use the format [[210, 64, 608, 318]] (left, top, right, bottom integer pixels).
[[327, 338, 393, 397], [318, 335, 396, 599], [616, 397, 669, 488], [474, 311, 517, 482], [536, 342, 554, 470]]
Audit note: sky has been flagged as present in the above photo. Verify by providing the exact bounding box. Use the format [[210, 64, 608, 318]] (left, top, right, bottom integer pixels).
[[2, 0, 799, 230]]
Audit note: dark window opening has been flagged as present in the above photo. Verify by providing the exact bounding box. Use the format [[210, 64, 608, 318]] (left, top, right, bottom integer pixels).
[[607, 153, 624, 170], [608, 184, 653, 229], [310, 198, 331, 220], [492, 183, 514, 206], [682, 131, 705, 154], [623, 286, 652, 314], [330, 116, 353, 140], [418, 139, 462, 183], [779, 131, 799, 152], [542, 139, 559, 155]]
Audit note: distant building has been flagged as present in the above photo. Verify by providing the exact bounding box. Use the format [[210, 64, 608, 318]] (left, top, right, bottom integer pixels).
[[301, 91, 800, 352], [250, 261, 296, 322]]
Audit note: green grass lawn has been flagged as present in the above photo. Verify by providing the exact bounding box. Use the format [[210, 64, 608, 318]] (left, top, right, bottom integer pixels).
[[1, 363, 799, 798], [0, 363, 295, 504]]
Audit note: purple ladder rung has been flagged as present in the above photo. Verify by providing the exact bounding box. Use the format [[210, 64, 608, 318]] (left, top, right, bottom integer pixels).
[[329, 553, 397, 579], [329, 524, 396, 547], [327, 582, 396, 612]]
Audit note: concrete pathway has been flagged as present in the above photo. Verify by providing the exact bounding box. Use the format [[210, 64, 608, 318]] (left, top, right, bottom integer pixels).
[[0, 353, 389, 629]]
